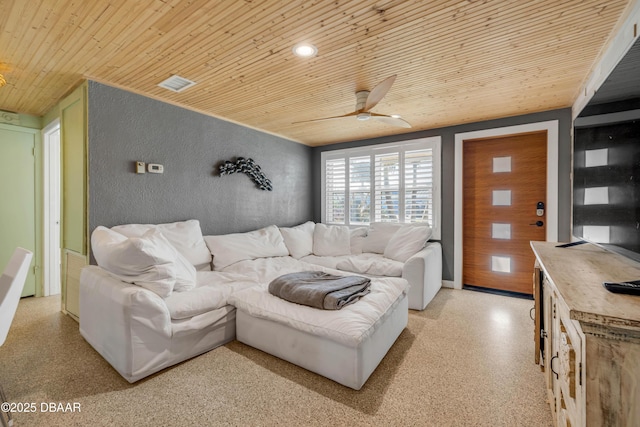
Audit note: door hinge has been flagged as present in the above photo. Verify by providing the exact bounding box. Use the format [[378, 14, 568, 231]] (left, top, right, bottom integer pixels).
[[32, 147, 35, 156], [552, 302, 556, 319]]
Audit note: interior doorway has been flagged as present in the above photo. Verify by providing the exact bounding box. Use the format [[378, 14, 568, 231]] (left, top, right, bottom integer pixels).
[[43, 120, 61, 296], [0, 123, 38, 297]]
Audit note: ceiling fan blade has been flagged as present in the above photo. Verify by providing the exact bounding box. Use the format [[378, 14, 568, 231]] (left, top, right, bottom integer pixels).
[[364, 75, 397, 111], [370, 113, 412, 128], [292, 111, 358, 125]]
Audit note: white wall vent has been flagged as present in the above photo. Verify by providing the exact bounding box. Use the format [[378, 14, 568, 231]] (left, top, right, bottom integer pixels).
[[157, 75, 196, 92]]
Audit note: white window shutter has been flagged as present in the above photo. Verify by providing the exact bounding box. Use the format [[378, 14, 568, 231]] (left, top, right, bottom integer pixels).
[[325, 158, 346, 224], [404, 148, 433, 225], [349, 156, 371, 225], [374, 152, 400, 222]]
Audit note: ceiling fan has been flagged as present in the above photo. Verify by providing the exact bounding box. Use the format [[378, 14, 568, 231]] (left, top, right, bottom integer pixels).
[[294, 75, 411, 128]]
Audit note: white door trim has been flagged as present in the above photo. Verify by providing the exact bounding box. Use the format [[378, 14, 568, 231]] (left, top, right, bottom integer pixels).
[[454, 120, 559, 289], [43, 119, 61, 296]]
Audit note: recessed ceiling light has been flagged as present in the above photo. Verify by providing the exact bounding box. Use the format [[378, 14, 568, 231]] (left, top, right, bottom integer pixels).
[[292, 42, 318, 58]]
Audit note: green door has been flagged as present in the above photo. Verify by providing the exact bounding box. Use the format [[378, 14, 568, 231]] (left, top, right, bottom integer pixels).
[[0, 125, 37, 297]]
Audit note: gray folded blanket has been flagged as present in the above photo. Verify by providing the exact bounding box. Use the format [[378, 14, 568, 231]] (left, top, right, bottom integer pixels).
[[268, 271, 371, 310]]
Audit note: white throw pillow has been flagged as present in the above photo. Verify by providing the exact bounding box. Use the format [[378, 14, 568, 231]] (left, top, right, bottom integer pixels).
[[361, 222, 404, 253], [112, 220, 211, 270], [279, 221, 315, 259], [91, 227, 179, 297], [349, 227, 368, 255], [169, 246, 197, 292], [91, 225, 128, 262], [204, 225, 289, 271], [384, 225, 433, 262], [313, 223, 351, 256]]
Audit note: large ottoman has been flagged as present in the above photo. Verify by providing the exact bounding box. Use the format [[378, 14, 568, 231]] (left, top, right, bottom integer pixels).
[[229, 276, 409, 390]]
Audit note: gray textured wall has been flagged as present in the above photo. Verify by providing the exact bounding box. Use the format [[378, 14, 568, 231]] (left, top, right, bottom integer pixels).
[[88, 81, 313, 237], [87, 80, 572, 282], [312, 108, 573, 282]]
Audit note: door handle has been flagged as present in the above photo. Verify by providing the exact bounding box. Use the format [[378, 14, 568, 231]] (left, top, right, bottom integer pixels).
[[530, 221, 544, 227], [550, 354, 559, 379]]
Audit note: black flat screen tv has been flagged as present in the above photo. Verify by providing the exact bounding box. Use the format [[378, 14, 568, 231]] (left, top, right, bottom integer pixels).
[[573, 106, 640, 262], [572, 34, 640, 263]]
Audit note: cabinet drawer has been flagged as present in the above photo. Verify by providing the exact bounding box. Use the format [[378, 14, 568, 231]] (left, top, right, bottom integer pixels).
[[557, 313, 582, 426]]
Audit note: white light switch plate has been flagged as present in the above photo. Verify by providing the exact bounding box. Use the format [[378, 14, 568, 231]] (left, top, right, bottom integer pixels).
[[136, 161, 146, 174]]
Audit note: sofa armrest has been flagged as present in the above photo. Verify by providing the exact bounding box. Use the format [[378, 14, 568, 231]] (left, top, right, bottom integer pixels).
[[80, 265, 172, 337], [402, 242, 442, 310], [79, 266, 173, 379]]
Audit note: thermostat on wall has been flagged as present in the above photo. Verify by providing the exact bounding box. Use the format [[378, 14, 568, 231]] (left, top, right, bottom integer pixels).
[[147, 163, 164, 174]]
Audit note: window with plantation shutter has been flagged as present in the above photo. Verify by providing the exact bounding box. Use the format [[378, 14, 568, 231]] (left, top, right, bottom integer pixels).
[[321, 137, 441, 239]]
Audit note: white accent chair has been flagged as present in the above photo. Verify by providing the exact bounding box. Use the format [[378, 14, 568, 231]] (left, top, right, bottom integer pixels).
[[0, 247, 33, 427]]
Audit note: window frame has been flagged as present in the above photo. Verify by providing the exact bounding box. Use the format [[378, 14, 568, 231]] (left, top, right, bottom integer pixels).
[[321, 136, 441, 240]]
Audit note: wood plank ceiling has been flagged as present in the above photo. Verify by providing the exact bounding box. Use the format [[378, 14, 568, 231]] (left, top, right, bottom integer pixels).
[[0, 0, 635, 146]]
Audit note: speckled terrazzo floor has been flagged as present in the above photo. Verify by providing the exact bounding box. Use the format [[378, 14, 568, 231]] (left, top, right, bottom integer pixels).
[[0, 289, 553, 427]]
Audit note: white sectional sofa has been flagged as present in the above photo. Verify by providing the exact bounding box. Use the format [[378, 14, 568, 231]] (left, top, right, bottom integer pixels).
[[80, 219, 442, 388]]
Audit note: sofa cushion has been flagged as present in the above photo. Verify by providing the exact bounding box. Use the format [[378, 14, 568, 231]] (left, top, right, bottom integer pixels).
[[313, 223, 351, 256], [163, 286, 228, 319], [384, 225, 433, 262], [335, 253, 403, 277], [279, 221, 315, 259], [299, 254, 351, 270], [91, 227, 199, 297], [204, 225, 289, 271], [138, 271, 255, 320], [111, 220, 212, 271], [361, 222, 404, 254]]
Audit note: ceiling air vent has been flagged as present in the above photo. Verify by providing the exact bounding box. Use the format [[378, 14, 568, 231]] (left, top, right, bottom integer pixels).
[[157, 75, 196, 92]]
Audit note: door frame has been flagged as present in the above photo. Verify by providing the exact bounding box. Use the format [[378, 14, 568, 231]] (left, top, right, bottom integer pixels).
[[43, 119, 61, 296], [453, 120, 559, 289]]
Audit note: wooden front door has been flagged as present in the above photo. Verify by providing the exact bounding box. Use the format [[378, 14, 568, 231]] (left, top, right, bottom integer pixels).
[[463, 131, 547, 295]]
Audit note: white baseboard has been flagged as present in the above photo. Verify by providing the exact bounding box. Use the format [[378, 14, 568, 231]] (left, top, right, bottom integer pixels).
[[442, 280, 455, 289]]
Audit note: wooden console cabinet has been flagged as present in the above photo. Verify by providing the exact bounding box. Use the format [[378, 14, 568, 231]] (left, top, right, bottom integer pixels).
[[531, 241, 640, 427]]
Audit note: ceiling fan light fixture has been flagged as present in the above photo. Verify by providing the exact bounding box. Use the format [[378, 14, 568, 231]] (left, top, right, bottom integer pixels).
[[291, 75, 412, 128], [292, 42, 318, 58]]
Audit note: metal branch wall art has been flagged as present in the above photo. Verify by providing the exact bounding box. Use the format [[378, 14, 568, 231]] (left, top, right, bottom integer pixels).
[[218, 157, 273, 191]]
